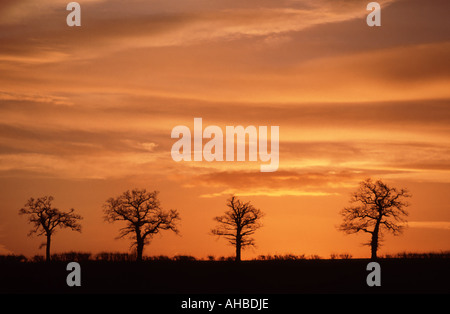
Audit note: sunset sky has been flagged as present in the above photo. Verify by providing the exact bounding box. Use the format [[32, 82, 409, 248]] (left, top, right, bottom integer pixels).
[[0, 0, 449, 259]]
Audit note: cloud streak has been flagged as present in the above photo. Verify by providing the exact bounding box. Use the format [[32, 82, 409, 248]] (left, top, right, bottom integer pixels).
[[0, 0, 397, 63], [406, 221, 450, 230]]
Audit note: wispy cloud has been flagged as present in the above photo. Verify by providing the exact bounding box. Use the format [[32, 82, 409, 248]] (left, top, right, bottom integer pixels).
[[406, 221, 450, 230], [0, 225, 13, 255], [0, 0, 397, 64], [0, 244, 13, 255], [181, 169, 365, 198], [0, 91, 73, 106], [200, 188, 339, 198]]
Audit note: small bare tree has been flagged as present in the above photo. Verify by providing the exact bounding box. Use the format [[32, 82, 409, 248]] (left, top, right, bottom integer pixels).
[[19, 196, 82, 261], [104, 189, 180, 261], [338, 178, 411, 259], [211, 195, 264, 262]]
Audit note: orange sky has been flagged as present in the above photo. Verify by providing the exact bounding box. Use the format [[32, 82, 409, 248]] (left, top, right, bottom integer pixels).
[[0, 0, 449, 259]]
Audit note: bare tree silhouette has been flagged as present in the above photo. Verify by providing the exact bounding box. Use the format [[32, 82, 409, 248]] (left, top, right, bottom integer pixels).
[[338, 178, 411, 259], [19, 196, 82, 261], [103, 188, 180, 261], [211, 195, 264, 262]]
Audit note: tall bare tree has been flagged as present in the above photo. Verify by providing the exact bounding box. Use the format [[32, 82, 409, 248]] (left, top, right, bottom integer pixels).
[[211, 196, 264, 262], [104, 189, 180, 261], [338, 178, 411, 259], [19, 196, 82, 261]]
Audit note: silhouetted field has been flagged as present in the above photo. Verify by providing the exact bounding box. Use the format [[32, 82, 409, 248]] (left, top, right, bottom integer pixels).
[[0, 253, 449, 294]]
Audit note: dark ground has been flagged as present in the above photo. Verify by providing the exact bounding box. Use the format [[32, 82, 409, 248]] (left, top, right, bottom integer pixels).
[[0, 258, 447, 312], [0, 258, 448, 294]]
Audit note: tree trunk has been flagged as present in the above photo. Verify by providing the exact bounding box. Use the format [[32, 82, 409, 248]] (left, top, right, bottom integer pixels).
[[136, 240, 144, 262], [371, 220, 381, 259], [135, 227, 144, 262], [370, 235, 378, 259], [235, 241, 241, 262], [46, 234, 51, 262]]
